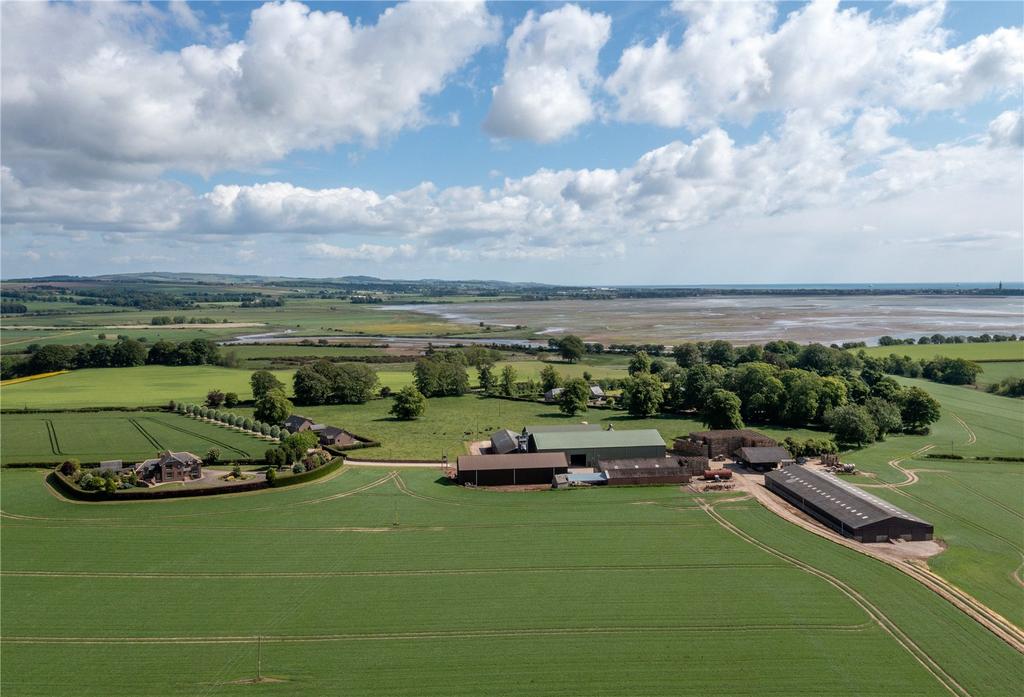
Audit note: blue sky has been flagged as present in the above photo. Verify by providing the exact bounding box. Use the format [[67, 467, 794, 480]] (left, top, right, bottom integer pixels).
[[1, 1, 1022, 283]]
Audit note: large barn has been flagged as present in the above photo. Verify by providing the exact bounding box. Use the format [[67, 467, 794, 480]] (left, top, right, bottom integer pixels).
[[456, 452, 569, 486], [528, 428, 666, 467], [764, 466, 934, 542], [675, 429, 777, 458]]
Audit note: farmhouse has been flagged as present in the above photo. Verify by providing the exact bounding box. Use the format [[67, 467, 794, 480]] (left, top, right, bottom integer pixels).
[[764, 466, 934, 542], [135, 451, 202, 484], [735, 446, 793, 471], [315, 425, 359, 448], [674, 429, 777, 458], [528, 427, 666, 467], [456, 452, 569, 486], [283, 415, 315, 433]]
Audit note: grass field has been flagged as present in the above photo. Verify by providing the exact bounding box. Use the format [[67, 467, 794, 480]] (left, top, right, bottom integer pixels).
[[973, 360, 1024, 387], [1, 465, 1020, 696], [1, 411, 270, 465], [858, 342, 1024, 361], [839, 378, 1024, 627]]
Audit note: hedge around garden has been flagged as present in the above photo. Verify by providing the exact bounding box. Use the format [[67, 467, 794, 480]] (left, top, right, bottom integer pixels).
[[269, 456, 345, 488]]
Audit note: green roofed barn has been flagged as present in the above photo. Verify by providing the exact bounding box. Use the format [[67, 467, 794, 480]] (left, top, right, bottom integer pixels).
[[528, 427, 666, 467]]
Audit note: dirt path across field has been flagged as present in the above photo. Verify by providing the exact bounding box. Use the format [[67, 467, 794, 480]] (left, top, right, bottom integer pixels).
[[345, 459, 444, 468], [730, 470, 1024, 656]]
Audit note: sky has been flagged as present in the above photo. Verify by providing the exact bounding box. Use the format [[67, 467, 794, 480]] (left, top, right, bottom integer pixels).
[[1, 0, 1022, 284]]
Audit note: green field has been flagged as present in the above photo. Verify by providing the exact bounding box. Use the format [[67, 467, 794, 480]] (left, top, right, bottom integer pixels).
[[858, 342, 1024, 361], [1, 465, 1020, 696], [974, 360, 1024, 387], [840, 378, 1024, 626], [1, 411, 270, 465]]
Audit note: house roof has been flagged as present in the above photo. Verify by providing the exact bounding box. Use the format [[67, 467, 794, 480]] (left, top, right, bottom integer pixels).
[[589, 385, 605, 397], [765, 465, 931, 530], [737, 446, 792, 464], [283, 415, 313, 429], [531, 429, 666, 451], [318, 426, 345, 439], [544, 388, 564, 398], [457, 452, 569, 472], [689, 429, 773, 441], [599, 457, 678, 472], [490, 429, 521, 455]]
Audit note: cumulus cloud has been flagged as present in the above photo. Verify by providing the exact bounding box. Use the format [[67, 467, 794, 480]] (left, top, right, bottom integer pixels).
[[484, 4, 611, 142], [5, 115, 1019, 264], [605, 0, 1023, 128], [0, 1, 499, 184], [988, 110, 1023, 148]]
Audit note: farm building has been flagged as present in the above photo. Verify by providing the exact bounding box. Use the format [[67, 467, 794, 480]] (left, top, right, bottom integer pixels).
[[456, 452, 569, 486], [543, 388, 563, 402], [764, 466, 934, 542], [528, 428, 666, 467], [735, 446, 793, 471], [282, 415, 315, 433], [526, 424, 602, 434], [675, 429, 777, 458], [544, 386, 604, 403], [135, 451, 202, 484], [315, 426, 359, 448], [489, 428, 525, 454], [598, 458, 691, 486]]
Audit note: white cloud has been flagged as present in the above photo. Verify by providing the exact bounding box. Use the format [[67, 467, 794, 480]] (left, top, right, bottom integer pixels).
[[988, 110, 1023, 148], [307, 243, 416, 262], [484, 4, 611, 142], [0, 1, 499, 184], [606, 1, 1023, 128], [5, 116, 1019, 265]]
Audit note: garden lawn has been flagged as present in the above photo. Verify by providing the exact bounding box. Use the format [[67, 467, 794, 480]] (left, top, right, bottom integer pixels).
[[1, 466, 1019, 696]]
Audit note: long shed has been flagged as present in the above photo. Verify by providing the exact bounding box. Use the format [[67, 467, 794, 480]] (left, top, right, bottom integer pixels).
[[764, 466, 933, 542], [456, 452, 569, 486], [529, 429, 666, 467]]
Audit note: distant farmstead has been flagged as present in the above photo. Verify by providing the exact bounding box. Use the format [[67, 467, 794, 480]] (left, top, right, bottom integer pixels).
[[765, 466, 934, 543]]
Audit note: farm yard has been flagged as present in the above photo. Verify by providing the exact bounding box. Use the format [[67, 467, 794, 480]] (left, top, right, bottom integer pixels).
[[2, 465, 1022, 696], [1, 411, 268, 465]]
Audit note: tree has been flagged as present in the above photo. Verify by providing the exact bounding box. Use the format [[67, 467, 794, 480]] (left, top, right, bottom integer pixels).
[[628, 351, 652, 376], [250, 370, 285, 400], [499, 365, 517, 396], [728, 362, 783, 422], [539, 365, 562, 392], [701, 389, 744, 430], [265, 467, 277, 484], [204, 448, 221, 464], [110, 338, 147, 367], [389, 385, 427, 420], [477, 364, 495, 393], [293, 363, 334, 405], [899, 387, 941, 432], [269, 425, 281, 439], [559, 378, 590, 416], [703, 340, 736, 367], [865, 397, 903, 439], [413, 353, 469, 397], [621, 373, 664, 417], [682, 363, 725, 410], [254, 390, 292, 425], [293, 361, 379, 404], [673, 343, 703, 369], [27, 344, 76, 373], [59, 459, 80, 476], [557, 335, 586, 363], [825, 404, 878, 446], [205, 389, 226, 408], [224, 392, 239, 408]]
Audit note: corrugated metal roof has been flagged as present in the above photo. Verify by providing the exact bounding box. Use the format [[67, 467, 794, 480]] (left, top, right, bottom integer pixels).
[[532, 429, 666, 451], [737, 446, 792, 463], [457, 452, 568, 472], [765, 465, 930, 529], [489, 429, 521, 455]]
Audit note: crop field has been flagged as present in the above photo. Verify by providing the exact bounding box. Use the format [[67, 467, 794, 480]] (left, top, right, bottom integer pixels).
[[1, 411, 269, 465], [1, 465, 1021, 696], [1, 326, 254, 349], [837, 379, 1024, 627], [858, 342, 1024, 361], [973, 360, 1024, 387]]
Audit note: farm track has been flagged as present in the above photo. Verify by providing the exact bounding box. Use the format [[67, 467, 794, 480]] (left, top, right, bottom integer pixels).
[[950, 412, 977, 445], [931, 472, 1024, 521], [696, 496, 972, 697], [0, 562, 790, 580], [0, 621, 875, 646], [44, 419, 63, 456], [128, 418, 163, 451], [144, 416, 251, 458]]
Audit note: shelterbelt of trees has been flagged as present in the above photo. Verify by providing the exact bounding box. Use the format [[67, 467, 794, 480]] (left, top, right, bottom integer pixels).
[[1, 338, 229, 379]]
